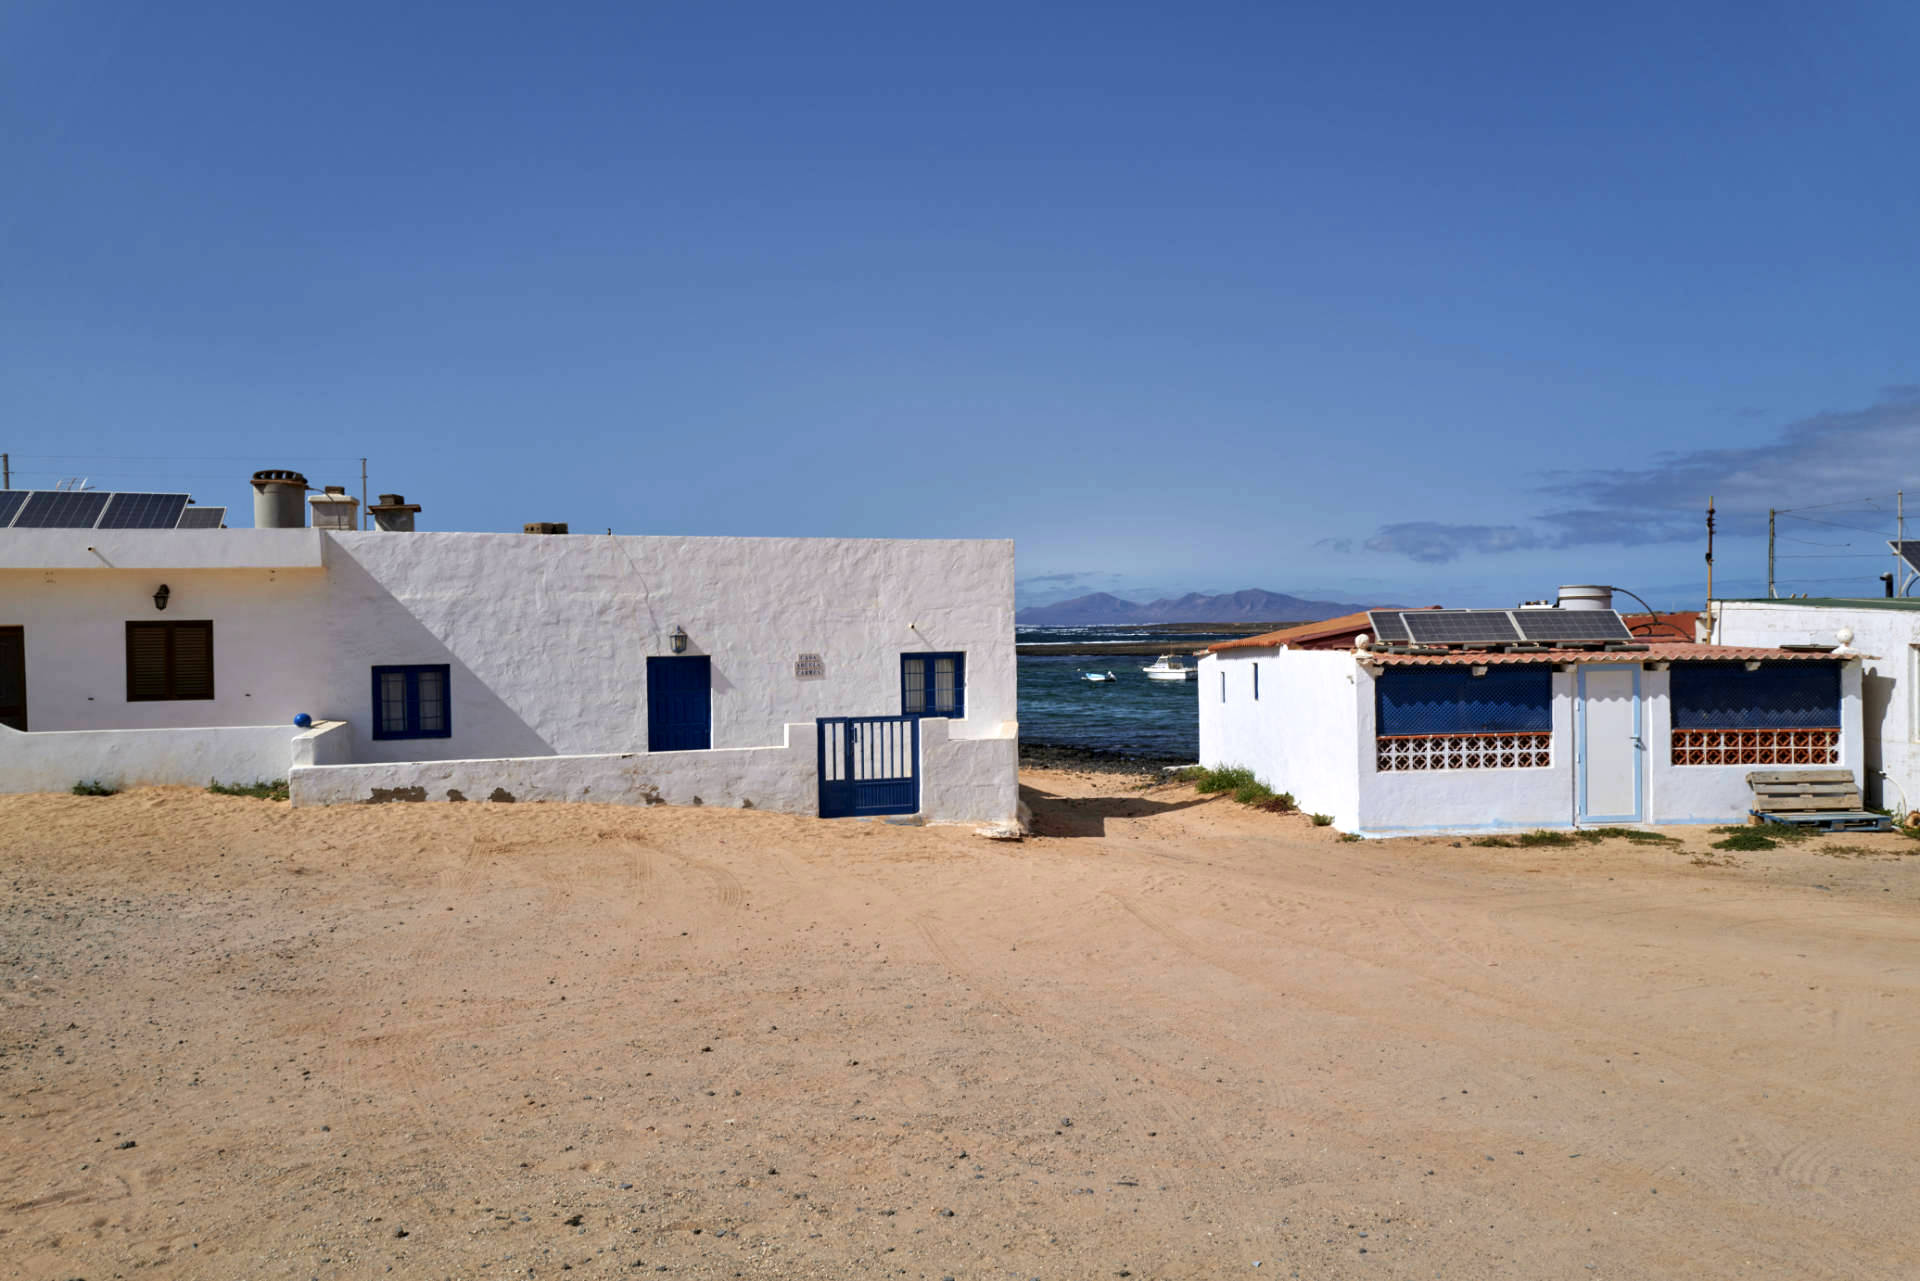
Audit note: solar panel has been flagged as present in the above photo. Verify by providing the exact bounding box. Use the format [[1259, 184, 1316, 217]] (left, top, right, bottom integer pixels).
[[1368, 611, 1410, 643], [1404, 610, 1522, 645], [1891, 541, 1920, 577], [0, 491, 25, 528], [98, 492, 190, 530], [1513, 610, 1634, 643], [13, 490, 111, 528], [175, 506, 226, 529]]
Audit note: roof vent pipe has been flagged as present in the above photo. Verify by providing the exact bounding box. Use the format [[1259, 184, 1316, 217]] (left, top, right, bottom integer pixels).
[[250, 469, 309, 529], [1557, 584, 1613, 612]]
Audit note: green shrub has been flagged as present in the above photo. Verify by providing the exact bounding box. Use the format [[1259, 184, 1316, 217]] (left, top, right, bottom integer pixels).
[[1474, 827, 1679, 849], [1712, 828, 1778, 852], [71, 780, 116, 797], [1190, 765, 1257, 795], [208, 779, 290, 802], [1310, 813, 1334, 827], [1581, 826, 1680, 846], [1338, 832, 1362, 842], [1711, 822, 1817, 845]]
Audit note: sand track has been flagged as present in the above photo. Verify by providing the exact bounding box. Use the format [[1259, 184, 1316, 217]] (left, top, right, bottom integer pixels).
[[4, 774, 1920, 1279]]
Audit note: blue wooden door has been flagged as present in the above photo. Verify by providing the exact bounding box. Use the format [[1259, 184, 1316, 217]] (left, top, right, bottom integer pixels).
[[817, 716, 919, 818], [647, 656, 711, 752]]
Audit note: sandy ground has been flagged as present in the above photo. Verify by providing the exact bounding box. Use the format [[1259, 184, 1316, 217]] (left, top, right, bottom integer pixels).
[[4, 773, 1920, 1281]]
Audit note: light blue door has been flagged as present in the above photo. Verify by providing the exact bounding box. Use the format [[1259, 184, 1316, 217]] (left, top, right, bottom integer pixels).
[[1578, 665, 1643, 823]]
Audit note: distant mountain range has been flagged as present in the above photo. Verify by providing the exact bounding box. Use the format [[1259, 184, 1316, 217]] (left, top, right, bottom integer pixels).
[[1016, 589, 1387, 626]]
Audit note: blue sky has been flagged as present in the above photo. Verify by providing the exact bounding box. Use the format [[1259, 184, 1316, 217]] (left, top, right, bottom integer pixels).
[[6, 1, 1919, 611]]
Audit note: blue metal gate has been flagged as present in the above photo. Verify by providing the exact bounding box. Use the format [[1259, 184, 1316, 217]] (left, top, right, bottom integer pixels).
[[817, 715, 920, 818]]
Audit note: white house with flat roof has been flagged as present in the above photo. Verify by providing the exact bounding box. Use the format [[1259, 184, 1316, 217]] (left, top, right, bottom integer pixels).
[[1711, 596, 1920, 816], [1198, 592, 1863, 838], [0, 474, 1018, 824]]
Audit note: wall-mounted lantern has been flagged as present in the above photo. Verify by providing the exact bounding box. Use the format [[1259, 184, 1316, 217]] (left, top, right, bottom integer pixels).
[[1469, 664, 1488, 678], [669, 625, 689, 654], [152, 584, 171, 611]]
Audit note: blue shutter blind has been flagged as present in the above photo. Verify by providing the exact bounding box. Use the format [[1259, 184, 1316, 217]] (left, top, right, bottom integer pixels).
[[1670, 663, 1839, 729], [1378, 667, 1551, 735]]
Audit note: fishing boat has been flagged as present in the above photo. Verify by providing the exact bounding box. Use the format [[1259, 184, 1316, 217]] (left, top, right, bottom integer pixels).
[[1141, 654, 1192, 681], [1081, 671, 1118, 683]]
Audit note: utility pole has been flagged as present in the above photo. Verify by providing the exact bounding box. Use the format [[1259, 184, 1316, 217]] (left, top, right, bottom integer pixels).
[[1705, 496, 1716, 642], [2, 453, 9, 489], [1899, 491, 1908, 596], [361, 457, 368, 531], [1767, 508, 1775, 598]]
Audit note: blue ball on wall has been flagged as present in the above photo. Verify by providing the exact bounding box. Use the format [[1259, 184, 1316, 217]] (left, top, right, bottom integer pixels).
[[293, 713, 313, 729]]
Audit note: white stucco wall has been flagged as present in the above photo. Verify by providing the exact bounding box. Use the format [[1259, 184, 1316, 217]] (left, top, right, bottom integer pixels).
[[1715, 601, 1912, 811], [0, 722, 300, 793], [2, 529, 1017, 822], [1197, 649, 1363, 828], [1353, 665, 1579, 837], [288, 717, 1019, 823]]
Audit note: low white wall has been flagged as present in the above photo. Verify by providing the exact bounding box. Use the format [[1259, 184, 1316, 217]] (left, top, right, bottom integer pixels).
[[289, 718, 1020, 823], [290, 722, 819, 810], [0, 722, 299, 794], [1198, 649, 1362, 828], [290, 720, 352, 768], [921, 717, 1019, 824], [1353, 666, 1579, 837]]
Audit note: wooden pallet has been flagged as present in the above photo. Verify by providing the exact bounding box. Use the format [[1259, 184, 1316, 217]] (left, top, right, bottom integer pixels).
[[1746, 769, 1893, 831]]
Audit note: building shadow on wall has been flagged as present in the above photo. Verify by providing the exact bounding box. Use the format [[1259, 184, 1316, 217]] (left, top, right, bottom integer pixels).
[[323, 550, 558, 761], [1019, 783, 1215, 838]]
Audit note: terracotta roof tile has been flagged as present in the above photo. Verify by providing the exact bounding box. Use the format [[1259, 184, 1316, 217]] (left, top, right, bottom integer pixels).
[[1366, 643, 1846, 667], [1208, 607, 1438, 653]]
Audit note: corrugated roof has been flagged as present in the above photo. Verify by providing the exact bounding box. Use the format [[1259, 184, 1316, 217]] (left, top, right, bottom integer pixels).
[[1367, 643, 1847, 667], [1208, 606, 1439, 653]]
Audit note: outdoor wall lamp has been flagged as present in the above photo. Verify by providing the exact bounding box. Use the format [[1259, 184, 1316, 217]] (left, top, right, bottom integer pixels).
[[1744, 660, 1762, 672], [1469, 664, 1488, 677], [152, 584, 171, 611], [669, 626, 688, 654]]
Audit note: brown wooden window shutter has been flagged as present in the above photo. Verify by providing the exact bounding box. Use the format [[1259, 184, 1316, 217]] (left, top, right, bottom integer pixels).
[[126, 621, 215, 701]]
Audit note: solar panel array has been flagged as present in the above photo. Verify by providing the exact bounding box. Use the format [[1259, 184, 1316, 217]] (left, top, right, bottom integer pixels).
[[14, 490, 112, 528], [1891, 541, 1920, 577], [98, 492, 190, 529], [1368, 610, 1411, 643], [1405, 610, 1522, 645], [0, 491, 225, 529], [1368, 607, 1636, 648], [1513, 609, 1634, 643]]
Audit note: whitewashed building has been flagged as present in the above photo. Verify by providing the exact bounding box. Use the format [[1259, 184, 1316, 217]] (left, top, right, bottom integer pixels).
[[0, 478, 1018, 823], [1198, 593, 1862, 838], [1712, 596, 1919, 815]]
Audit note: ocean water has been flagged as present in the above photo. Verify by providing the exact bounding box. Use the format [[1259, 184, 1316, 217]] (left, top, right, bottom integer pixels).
[[1016, 626, 1248, 760]]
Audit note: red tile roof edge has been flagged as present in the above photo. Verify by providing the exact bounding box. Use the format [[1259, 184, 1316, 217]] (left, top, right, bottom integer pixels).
[[1364, 643, 1849, 667]]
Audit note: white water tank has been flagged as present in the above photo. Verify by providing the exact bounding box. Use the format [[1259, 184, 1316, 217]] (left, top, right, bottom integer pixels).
[[309, 485, 359, 531], [251, 469, 309, 528], [1557, 584, 1613, 612]]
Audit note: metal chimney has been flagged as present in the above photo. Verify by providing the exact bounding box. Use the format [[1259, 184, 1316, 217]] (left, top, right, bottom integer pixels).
[[368, 493, 422, 532], [250, 469, 309, 528]]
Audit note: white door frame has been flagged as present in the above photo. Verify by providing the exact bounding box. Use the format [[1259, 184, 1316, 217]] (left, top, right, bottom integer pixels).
[[1577, 664, 1644, 824]]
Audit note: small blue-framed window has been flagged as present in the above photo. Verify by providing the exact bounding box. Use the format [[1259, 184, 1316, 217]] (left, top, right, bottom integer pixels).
[[902, 652, 964, 718], [1253, 663, 1260, 701], [371, 664, 452, 740]]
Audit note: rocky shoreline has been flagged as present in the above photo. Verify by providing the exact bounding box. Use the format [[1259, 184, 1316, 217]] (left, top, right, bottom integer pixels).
[[1018, 741, 1192, 776]]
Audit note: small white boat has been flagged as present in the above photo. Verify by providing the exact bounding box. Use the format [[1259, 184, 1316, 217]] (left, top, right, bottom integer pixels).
[[1141, 654, 1192, 681], [1081, 671, 1118, 683]]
